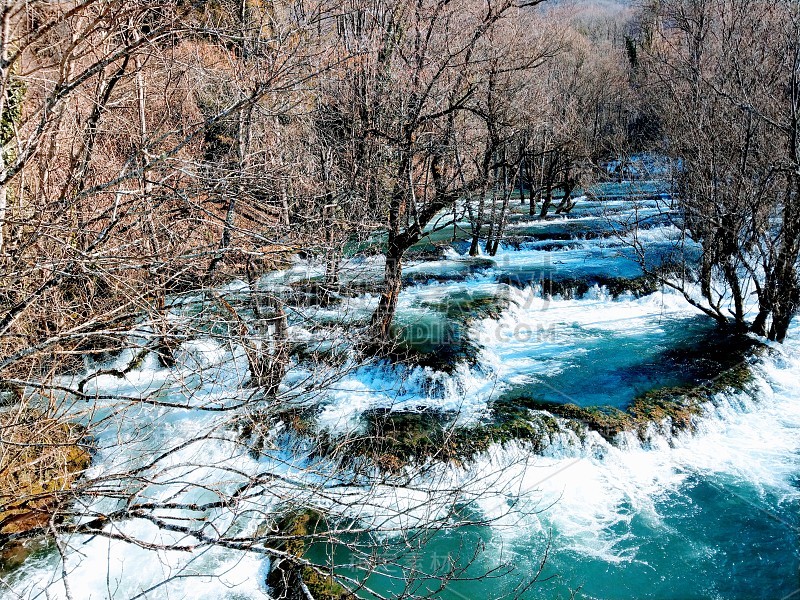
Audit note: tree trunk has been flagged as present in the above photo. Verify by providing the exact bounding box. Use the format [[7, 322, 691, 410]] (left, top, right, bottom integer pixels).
[[763, 166, 800, 341], [750, 302, 770, 338], [768, 260, 799, 343], [555, 180, 576, 215], [539, 182, 553, 219], [770, 302, 797, 342], [325, 250, 340, 286], [487, 198, 508, 255], [250, 292, 288, 396], [487, 159, 519, 256], [722, 259, 746, 329], [700, 252, 713, 306], [452, 196, 458, 241], [0, 169, 6, 256], [370, 244, 403, 342], [468, 185, 489, 257], [468, 222, 482, 256], [484, 155, 500, 247], [0, 2, 9, 256], [321, 173, 340, 285], [538, 155, 555, 219], [528, 171, 537, 216], [530, 144, 546, 216]]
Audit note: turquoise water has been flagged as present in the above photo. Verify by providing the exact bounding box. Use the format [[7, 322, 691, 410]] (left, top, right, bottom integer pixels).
[[308, 190, 800, 599], [501, 316, 752, 408], [7, 185, 800, 600], [306, 450, 800, 599], [345, 474, 800, 600]]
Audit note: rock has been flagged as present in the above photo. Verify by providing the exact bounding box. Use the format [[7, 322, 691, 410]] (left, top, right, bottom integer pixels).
[[0, 538, 50, 575], [0, 409, 91, 539], [266, 509, 354, 600]]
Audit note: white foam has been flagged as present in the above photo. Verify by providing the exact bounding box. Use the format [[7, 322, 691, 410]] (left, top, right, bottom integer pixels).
[[8, 201, 800, 599], [449, 333, 800, 564]]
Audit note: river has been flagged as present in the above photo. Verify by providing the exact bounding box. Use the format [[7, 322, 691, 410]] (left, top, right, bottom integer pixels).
[[6, 179, 800, 600]]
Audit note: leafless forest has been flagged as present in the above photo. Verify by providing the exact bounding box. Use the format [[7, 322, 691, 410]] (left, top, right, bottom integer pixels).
[[0, 0, 798, 598]]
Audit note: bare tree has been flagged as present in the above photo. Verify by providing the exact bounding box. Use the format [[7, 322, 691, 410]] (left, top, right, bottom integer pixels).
[[634, 0, 800, 341], [313, 0, 552, 344], [0, 2, 555, 598], [517, 8, 633, 220]]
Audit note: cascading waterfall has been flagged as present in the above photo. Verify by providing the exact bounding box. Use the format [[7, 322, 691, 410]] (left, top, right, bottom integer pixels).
[[6, 190, 800, 600]]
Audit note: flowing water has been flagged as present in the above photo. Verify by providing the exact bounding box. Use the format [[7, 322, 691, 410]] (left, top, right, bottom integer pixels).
[[4, 180, 800, 600]]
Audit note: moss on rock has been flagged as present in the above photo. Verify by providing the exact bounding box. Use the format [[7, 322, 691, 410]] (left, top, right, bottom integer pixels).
[[266, 509, 354, 600], [317, 404, 568, 469], [319, 349, 760, 471], [0, 409, 91, 558], [498, 274, 660, 299], [505, 354, 756, 443], [0, 537, 50, 576]]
